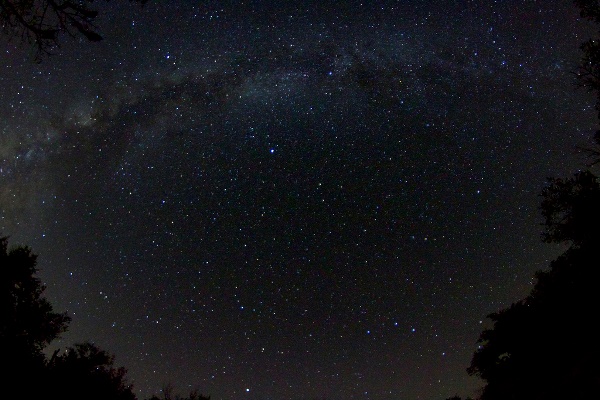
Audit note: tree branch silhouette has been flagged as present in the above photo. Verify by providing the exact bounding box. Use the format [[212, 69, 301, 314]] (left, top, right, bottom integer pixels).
[[0, 0, 148, 61]]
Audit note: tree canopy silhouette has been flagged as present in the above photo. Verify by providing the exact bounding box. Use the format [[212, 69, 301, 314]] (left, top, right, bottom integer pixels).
[[46, 342, 137, 400], [146, 383, 211, 400], [448, 168, 600, 400], [451, 173, 600, 400], [0, 0, 148, 60], [540, 170, 600, 246], [575, 0, 600, 164], [1, 235, 70, 390], [0, 235, 138, 399], [446, 2, 600, 400], [466, 245, 600, 399]]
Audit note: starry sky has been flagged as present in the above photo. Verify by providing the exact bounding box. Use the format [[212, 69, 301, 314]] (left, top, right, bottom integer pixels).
[[0, 1, 598, 399]]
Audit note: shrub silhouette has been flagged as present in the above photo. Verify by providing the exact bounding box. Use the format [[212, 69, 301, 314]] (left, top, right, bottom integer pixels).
[[46, 342, 137, 400], [0, 236, 137, 399]]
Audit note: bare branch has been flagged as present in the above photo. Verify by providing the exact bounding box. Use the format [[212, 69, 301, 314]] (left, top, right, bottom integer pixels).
[[0, 0, 147, 61]]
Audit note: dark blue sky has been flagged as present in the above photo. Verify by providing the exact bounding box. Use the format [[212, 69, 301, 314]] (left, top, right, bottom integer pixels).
[[0, 1, 597, 399]]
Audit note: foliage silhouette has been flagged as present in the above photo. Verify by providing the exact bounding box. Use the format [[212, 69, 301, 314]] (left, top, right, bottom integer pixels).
[[575, 0, 600, 164], [146, 383, 210, 400], [467, 245, 600, 400], [0, 235, 138, 399], [46, 342, 137, 400], [1, 235, 70, 396], [445, 397, 473, 400], [0, 0, 148, 61], [451, 176, 600, 398], [448, 2, 600, 399], [540, 170, 600, 246]]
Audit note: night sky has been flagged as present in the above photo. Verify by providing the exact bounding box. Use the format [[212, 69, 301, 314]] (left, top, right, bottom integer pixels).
[[1, 1, 598, 399]]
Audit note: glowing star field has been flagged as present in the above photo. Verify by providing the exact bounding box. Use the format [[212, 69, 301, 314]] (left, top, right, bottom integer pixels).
[[0, 1, 597, 399]]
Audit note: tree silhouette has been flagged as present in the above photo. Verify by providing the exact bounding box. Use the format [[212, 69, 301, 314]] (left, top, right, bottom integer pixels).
[[0, 0, 148, 60], [466, 246, 600, 399], [575, 0, 600, 164], [146, 383, 211, 400], [450, 2, 600, 399], [0, 236, 70, 396], [575, 0, 600, 107], [540, 170, 600, 246], [445, 397, 473, 400], [462, 115, 600, 400], [0, 236, 138, 399], [46, 342, 137, 400], [458, 174, 600, 399]]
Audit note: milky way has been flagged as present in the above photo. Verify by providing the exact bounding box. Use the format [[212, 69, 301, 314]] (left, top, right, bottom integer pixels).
[[0, 2, 597, 399]]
